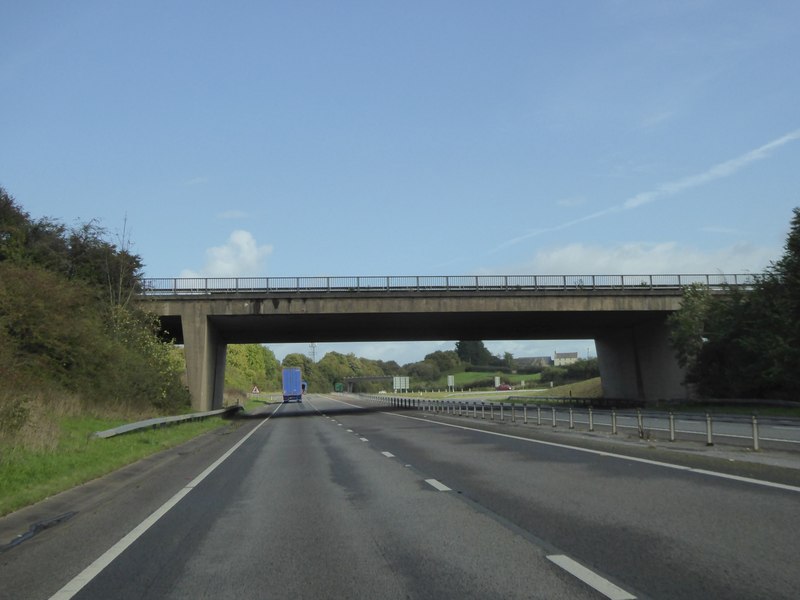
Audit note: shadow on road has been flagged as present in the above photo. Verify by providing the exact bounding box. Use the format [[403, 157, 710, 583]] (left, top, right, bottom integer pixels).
[[234, 404, 417, 420]]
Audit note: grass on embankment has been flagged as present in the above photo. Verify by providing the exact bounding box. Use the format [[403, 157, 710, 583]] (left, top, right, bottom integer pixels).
[[513, 377, 604, 400], [0, 410, 233, 517], [403, 377, 603, 400]]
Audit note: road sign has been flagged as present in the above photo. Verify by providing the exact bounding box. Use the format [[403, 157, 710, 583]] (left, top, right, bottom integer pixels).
[[393, 376, 409, 392]]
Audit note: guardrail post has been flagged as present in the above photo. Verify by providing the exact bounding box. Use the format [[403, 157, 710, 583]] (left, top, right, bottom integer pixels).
[[473, 403, 477, 418], [537, 405, 541, 426], [637, 409, 644, 438], [500, 404, 505, 421], [511, 404, 516, 423], [752, 415, 760, 451], [705, 413, 714, 446], [491, 404, 495, 420], [523, 404, 528, 424], [482, 402, 485, 419], [551, 407, 557, 428], [612, 409, 618, 435], [588, 407, 594, 432], [669, 412, 676, 442], [569, 407, 574, 429]]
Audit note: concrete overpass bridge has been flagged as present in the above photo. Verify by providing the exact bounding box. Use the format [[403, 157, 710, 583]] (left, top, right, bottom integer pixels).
[[137, 274, 754, 411]]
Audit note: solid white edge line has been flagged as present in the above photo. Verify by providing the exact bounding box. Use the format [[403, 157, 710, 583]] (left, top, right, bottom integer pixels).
[[49, 404, 282, 600], [321, 396, 800, 494], [386, 412, 800, 493], [425, 478, 451, 492], [547, 554, 636, 600]]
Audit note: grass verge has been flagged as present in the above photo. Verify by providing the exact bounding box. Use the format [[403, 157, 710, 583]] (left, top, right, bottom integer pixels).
[[0, 414, 230, 517]]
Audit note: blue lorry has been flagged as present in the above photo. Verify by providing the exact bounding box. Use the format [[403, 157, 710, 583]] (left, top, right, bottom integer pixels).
[[282, 367, 305, 402]]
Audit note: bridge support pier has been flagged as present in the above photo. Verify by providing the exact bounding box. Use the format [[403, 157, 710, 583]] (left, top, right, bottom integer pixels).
[[182, 308, 227, 411], [595, 319, 688, 404]]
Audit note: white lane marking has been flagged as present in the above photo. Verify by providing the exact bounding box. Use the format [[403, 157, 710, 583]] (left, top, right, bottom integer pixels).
[[425, 478, 451, 492], [320, 396, 800, 494], [408, 415, 800, 493], [346, 429, 353, 432], [381, 451, 395, 458], [547, 554, 636, 600], [49, 404, 282, 599], [360, 437, 369, 442]]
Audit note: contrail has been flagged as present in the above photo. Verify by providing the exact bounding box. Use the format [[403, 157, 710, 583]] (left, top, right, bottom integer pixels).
[[493, 128, 800, 252]]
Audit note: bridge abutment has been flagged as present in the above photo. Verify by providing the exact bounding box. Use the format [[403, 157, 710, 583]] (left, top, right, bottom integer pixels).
[[181, 306, 227, 411], [596, 319, 688, 404]]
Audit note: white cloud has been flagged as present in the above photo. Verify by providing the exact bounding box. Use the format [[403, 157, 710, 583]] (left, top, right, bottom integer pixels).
[[494, 127, 800, 252], [519, 241, 775, 275], [640, 110, 676, 130], [180, 230, 272, 278], [556, 196, 586, 207]]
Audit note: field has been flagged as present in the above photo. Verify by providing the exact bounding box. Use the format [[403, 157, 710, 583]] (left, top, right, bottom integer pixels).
[[427, 370, 544, 390]]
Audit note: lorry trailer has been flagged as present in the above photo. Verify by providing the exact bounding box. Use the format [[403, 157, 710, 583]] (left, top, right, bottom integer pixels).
[[282, 367, 304, 402]]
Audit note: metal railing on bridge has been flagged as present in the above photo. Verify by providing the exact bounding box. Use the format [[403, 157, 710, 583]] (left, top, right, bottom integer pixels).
[[137, 273, 757, 296]]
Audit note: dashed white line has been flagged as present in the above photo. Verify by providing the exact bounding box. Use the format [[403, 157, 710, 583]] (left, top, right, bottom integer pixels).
[[381, 451, 395, 458], [381, 411, 800, 494], [425, 478, 451, 492], [547, 554, 636, 599], [359, 437, 369, 442]]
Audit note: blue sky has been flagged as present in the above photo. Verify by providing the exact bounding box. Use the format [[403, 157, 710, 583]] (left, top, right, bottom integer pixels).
[[3, 1, 799, 365]]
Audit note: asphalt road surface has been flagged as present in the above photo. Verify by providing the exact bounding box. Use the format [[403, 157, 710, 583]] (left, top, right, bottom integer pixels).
[[2, 394, 799, 599]]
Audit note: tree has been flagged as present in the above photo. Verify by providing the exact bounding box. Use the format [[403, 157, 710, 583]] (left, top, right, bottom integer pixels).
[[0, 187, 188, 413], [423, 350, 462, 373], [455, 340, 492, 365], [668, 207, 800, 399], [754, 206, 800, 396], [668, 283, 712, 372]]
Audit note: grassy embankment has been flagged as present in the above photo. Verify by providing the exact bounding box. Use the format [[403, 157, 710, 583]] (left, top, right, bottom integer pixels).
[[0, 394, 268, 517], [402, 375, 602, 399]]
